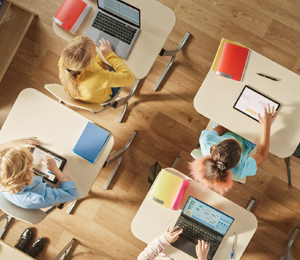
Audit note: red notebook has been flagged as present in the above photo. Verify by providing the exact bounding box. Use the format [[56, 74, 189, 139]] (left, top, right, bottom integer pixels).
[[216, 42, 250, 81], [52, 0, 91, 34]]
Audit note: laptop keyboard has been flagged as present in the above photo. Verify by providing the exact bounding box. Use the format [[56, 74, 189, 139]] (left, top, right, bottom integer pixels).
[[92, 12, 137, 45], [176, 216, 220, 253]]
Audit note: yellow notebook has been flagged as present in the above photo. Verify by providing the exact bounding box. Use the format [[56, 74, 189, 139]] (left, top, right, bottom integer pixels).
[[211, 38, 245, 71], [148, 169, 185, 209]]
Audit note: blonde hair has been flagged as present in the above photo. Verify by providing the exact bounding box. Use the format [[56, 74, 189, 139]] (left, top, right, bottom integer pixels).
[[59, 36, 96, 98], [0, 147, 34, 195]]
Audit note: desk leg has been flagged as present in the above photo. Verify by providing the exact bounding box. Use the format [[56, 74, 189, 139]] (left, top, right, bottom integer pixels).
[[112, 79, 140, 123], [0, 213, 12, 239], [246, 198, 255, 211], [66, 199, 77, 215], [103, 131, 137, 189], [53, 238, 76, 260], [153, 32, 191, 92], [279, 227, 299, 260]]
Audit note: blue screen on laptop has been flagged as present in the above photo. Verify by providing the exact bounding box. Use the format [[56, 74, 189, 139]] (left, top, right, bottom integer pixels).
[[182, 196, 234, 236]]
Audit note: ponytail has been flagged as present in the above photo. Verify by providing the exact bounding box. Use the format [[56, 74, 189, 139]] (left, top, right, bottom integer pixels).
[[59, 36, 96, 99]]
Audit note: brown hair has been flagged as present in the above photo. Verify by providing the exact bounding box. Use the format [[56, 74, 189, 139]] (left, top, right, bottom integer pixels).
[[0, 147, 34, 194], [59, 36, 96, 98], [188, 139, 241, 194]]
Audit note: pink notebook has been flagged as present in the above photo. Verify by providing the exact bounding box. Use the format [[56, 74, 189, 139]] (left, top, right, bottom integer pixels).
[[171, 180, 190, 210]]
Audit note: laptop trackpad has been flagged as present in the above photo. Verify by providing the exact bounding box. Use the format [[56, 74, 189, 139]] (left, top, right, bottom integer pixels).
[[172, 237, 197, 258], [97, 32, 119, 52]]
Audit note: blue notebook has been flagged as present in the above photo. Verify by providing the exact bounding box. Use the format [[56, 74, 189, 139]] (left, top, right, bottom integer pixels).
[[73, 122, 110, 164]]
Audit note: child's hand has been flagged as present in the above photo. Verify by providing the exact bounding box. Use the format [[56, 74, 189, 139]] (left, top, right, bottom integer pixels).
[[196, 240, 210, 260], [258, 103, 276, 128], [98, 38, 111, 56], [43, 155, 59, 174], [164, 226, 183, 244], [13, 137, 39, 148]]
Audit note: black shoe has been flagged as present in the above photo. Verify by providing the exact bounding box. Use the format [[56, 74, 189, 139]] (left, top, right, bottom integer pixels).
[[26, 237, 46, 258], [14, 227, 34, 252]]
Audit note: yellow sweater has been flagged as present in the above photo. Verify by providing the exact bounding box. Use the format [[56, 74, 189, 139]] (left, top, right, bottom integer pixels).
[[59, 50, 135, 104]]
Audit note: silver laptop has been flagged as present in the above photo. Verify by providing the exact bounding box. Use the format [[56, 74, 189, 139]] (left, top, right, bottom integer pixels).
[[172, 196, 234, 259], [85, 0, 140, 59]]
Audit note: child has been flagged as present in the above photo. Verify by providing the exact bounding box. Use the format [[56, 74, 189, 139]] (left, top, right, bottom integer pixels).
[[138, 226, 210, 260], [0, 137, 78, 209], [58, 36, 135, 104], [189, 104, 276, 194]]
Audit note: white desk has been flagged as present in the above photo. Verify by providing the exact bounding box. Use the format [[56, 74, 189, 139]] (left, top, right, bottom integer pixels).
[[53, 0, 176, 80], [131, 168, 257, 260], [0, 88, 114, 199], [194, 49, 300, 158]]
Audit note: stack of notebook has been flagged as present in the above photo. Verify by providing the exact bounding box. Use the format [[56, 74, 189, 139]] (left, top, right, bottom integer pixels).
[[216, 41, 250, 82]]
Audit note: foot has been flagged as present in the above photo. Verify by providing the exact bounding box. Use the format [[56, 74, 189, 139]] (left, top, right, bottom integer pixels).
[[26, 237, 46, 258], [14, 227, 34, 252]]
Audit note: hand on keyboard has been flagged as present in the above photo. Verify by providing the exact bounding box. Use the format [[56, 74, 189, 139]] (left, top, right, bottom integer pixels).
[[98, 38, 111, 56], [196, 240, 210, 260], [164, 226, 183, 244]]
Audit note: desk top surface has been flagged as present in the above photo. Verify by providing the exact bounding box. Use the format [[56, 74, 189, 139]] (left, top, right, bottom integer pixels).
[[53, 0, 176, 80], [131, 168, 257, 260], [0, 240, 34, 260], [0, 88, 114, 199], [194, 50, 300, 158]]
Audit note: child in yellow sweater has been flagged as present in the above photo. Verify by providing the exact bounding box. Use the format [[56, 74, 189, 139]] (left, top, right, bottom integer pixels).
[[59, 36, 135, 104]]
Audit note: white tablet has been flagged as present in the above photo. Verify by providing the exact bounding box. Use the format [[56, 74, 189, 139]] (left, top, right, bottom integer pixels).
[[30, 146, 66, 184], [233, 85, 280, 122]]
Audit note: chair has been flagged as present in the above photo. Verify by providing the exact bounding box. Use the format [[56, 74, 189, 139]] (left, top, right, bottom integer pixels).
[[0, 192, 60, 239], [279, 227, 299, 260], [45, 82, 140, 123], [153, 32, 191, 92]]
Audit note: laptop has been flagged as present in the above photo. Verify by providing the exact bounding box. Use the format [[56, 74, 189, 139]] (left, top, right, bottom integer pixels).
[[85, 0, 140, 59], [172, 196, 234, 259]]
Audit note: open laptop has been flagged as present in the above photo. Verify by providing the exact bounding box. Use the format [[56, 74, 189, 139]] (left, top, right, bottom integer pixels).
[[172, 196, 234, 259], [85, 0, 140, 59]]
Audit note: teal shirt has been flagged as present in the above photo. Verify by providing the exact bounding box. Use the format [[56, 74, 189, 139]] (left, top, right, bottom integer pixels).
[[199, 130, 257, 178]]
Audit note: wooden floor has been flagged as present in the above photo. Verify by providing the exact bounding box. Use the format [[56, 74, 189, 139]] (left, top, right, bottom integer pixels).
[[1, 0, 300, 259]]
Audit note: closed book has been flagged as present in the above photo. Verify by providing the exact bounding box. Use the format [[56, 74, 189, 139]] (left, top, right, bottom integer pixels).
[[52, 0, 91, 34], [73, 122, 110, 164], [148, 169, 190, 209], [216, 42, 250, 81]]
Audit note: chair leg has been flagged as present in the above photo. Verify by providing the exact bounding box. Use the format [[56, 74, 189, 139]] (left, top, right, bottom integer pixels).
[[0, 213, 12, 239], [246, 198, 255, 211], [112, 80, 140, 123], [171, 156, 181, 168], [153, 32, 191, 92], [66, 199, 77, 215], [53, 238, 76, 260], [103, 131, 137, 189], [285, 157, 292, 187], [279, 227, 299, 260]]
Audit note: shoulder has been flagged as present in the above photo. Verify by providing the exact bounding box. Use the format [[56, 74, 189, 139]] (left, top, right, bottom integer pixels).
[[200, 130, 221, 143], [240, 157, 257, 178]]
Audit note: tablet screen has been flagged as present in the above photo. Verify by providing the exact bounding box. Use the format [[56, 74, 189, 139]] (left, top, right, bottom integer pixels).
[[30, 146, 66, 183], [233, 85, 280, 122]]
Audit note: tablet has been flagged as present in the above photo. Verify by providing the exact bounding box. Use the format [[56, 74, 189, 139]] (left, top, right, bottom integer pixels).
[[233, 85, 280, 122], [30, 146, 67, 184]]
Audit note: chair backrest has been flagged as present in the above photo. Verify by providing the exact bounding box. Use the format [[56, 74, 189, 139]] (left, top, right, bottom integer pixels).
[[45, 84, 104, 113], [0, 192, 48, 224]]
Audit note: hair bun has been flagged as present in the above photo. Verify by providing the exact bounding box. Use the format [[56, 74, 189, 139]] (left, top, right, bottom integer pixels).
[[216, 161, 226, 171]]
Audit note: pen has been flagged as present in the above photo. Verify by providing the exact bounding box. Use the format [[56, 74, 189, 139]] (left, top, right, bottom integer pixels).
[[256, 73, 278, 81], [231, 233, 237, 259]]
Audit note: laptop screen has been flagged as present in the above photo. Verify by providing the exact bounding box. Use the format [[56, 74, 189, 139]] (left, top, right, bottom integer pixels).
[[98, 0, 140, 27], [182, 196, 234, 236]]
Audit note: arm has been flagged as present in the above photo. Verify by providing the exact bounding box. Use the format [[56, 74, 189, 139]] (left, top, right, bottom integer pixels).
[[251, 104, 276, 166], [96, 39, 135, 87], [212, 125, 230, 136], [137, 226, 182, 260], [0, 137, 39, 153], [43, 155, 72, 183]]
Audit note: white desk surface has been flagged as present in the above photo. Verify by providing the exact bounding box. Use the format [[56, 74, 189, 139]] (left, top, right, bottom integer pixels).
[[0, 240, 34, 260], [53, 0, 176, 80], [0, 88, 114, 199], [131, 168, 257, 260], [194, 50, 300, 158]]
